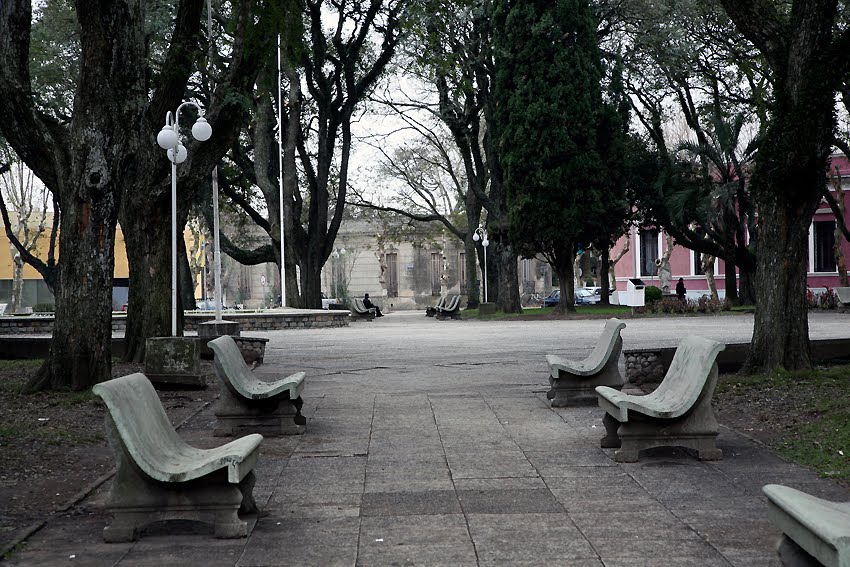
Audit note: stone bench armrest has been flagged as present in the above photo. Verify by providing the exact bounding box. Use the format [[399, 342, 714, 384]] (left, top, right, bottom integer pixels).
[[763, 484, 850, 564], [93, 373, 262, 484]]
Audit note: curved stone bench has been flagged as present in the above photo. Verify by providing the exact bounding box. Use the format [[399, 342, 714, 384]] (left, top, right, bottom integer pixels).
[[426, 296, 447, 317], [209, 335, 307, 436], [435, 295, 461, 320], [764, 484, 850, 567], [93, 373, 262, 542], [595, 335, 725, 462], [351, 298, 376, 320], [546, 318, 626, 406]]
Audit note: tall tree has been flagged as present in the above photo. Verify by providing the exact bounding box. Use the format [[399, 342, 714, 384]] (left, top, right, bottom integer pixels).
[[0, 0, 147, 390], [492, 0, 605, 313], [719, 0, 850, 372]]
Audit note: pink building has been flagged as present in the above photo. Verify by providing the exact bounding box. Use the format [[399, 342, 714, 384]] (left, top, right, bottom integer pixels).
[[610, 154, 850, 299]]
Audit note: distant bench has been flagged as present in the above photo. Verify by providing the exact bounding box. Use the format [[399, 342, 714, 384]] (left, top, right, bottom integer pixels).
[[93, 373, 262, 542], [350, 298, 376, 321], [435, 295, 461, 320]]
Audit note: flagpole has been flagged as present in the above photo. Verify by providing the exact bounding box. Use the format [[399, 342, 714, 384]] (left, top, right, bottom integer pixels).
[[277, 33, 286, 307]]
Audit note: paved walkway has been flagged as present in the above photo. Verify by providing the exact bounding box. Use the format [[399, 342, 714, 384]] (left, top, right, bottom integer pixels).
[[8, 311, 850, 566]]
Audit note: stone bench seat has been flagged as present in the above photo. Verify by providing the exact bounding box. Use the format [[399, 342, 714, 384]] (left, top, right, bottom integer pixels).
[[351, 298, 376, 320], [763, 484, 850, 567], [93, 373, 262, 542], [546, 318, 625, 406], [210, 334, 307, 436], [595, 335, 725, 462], [435, 295, 461, 320], [426, 296, 447, 317]]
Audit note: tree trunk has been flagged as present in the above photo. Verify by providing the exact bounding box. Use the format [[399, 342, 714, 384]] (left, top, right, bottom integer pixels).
[[465, 237, 480, 308], [723, 259, 738, 304], [23, 0, 146, 391], [702, 253, 718, 301], [834, 177, 848, 286], [553, 255, 576, 314], [9, 252, 23, 313], [738, 264, 757, 305], [492, 239, 521, 313], [744, 200, 816, 372], [121, 188, 172, 362], [599, 247, 610, 306]]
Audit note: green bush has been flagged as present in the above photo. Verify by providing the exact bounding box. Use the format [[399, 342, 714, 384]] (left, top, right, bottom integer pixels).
[[32, 303, 55, 313], [644, 286, 663, 303]]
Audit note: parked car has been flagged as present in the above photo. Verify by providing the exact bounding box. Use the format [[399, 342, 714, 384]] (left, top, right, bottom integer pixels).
[[577, 287, 601, 304], [541, 288, 595, 307], [541, 289, 561, 307], [322, 292, 339, 310]]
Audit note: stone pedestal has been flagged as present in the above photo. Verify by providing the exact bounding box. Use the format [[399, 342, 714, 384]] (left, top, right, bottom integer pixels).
[[478, 302, 496, 316], [145, 337, 207, 388], [198, 320, 240, 360]]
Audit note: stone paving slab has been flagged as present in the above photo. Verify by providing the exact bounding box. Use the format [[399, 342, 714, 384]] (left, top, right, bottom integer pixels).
[[7, 312, 850, 566]]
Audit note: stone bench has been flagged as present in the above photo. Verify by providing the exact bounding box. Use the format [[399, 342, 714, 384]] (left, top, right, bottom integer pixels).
[[209, 335, 307, 436], [435, 295, 461, 320], [425, 296, 447, 317], [763, 484, 850, 567], [596, 335, 725, 462], [546, 318, 626, 406], [92, 373, 262, 542], [350, 298, 376, 321]]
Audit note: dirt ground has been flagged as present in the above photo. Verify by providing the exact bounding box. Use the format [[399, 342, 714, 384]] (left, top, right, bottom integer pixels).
[[0, 362, 220, 554], [0, 361, 821, 555]]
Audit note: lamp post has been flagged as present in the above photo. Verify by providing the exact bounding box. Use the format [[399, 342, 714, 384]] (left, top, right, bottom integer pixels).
[[156, 103, 212, 336], [472, 225, 489, 303], [331, 247, 346, 299]]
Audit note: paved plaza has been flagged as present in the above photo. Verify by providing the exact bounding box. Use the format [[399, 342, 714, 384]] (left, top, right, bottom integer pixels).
[[7, 311, 850, 566]]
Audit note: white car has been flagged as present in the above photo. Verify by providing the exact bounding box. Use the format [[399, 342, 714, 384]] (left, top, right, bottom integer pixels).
[[321, 292, 338, 309]]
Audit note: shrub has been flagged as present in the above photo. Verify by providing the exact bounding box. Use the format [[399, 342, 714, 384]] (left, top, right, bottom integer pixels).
[[819, 287, 838, 310], [644, 285, 663, 304], [806, 288, 818, 309], [32, 303, 55, 313]]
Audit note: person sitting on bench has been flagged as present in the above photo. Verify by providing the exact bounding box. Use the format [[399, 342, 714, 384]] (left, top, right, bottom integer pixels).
[[363, 293, 383, 317]]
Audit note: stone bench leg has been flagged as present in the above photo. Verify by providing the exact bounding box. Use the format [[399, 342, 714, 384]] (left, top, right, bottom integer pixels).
[[776, 534, 821, 567], [103, 423, 254, 542], [609, 402, 722, 463], [601, 412, 622, 449], [214, 389, 306, 437]]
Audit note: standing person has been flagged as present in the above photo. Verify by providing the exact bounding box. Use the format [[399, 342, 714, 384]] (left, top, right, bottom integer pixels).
[[363, 293, 383, 317], [676, 278, 687, 302]]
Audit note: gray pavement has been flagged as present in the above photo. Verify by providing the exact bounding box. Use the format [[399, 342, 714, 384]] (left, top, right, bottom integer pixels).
[[8, 311, 850, 566]]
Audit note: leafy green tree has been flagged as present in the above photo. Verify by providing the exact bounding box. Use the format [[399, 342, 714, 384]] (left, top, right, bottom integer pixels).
[[492, 0, 605, 313]]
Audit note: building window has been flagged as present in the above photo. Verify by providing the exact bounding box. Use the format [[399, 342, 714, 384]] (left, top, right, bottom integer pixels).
[[813, 220, 837, 272], [385, 252, 398, 297], [694, 250, 704, 275], [430, 252, 442, 295], [458, 252, 466, 293], [639, 229, 659, 277]]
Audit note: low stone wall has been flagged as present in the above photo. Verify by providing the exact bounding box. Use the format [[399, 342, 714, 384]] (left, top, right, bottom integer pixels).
[[625, 338, 850, 384], [624, 350, 667, 385], [0, 309, 349, 335], [233, 337, 268, 365]]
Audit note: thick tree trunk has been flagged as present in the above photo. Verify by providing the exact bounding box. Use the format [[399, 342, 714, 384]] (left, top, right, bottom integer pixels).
[[723, 259, 738, 304], [465, 237, 481, 308], [553, 256, 576, 314], [24, 0, 145, 391], [300, 257, 322, 309], [702, 254, 718, 301], [744, 200, 816, 372], [738, 265, 757, 305], [121, 189, 172, 362], [492, 240, 521, 313]]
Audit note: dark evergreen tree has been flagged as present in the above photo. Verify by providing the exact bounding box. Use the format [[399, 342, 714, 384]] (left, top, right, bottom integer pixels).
[[492, 0, 605, 313]]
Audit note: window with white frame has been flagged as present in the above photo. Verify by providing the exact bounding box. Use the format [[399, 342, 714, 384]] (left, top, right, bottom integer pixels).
[[813, 220, 837, 272], [693, 250, 704, 275]]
